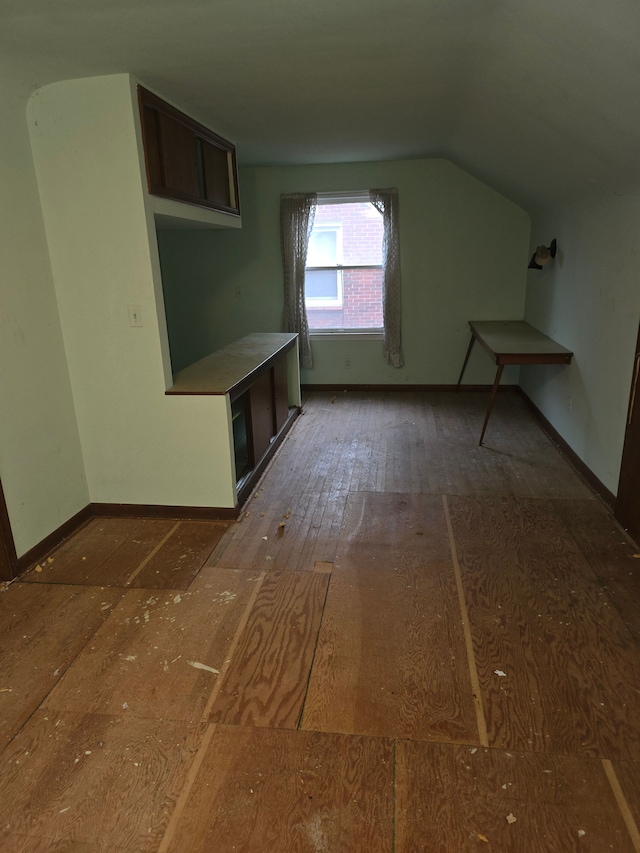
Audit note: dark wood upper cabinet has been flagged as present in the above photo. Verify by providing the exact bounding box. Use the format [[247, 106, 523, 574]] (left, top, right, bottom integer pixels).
[[138, 86, 240, 216]]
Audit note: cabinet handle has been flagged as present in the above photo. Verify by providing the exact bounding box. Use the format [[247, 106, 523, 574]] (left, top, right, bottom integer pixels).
[[628, 353, 640, 426]]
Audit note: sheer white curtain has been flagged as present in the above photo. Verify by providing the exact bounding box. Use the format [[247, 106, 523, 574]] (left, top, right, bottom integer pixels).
[[370, 188, 404, 368], [280, 192, 317, 369]]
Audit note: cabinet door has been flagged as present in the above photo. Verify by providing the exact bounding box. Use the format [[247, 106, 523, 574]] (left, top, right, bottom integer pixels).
[[201, 140, 233, 209], [273, 355, 289, 433], [141, 105, 163, 192], [157, 112, 200, 197], [249, 371, 275, 464]]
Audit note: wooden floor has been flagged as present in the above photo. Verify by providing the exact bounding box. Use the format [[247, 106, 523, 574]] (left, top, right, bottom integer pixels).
[[2, 390, 640, 851]]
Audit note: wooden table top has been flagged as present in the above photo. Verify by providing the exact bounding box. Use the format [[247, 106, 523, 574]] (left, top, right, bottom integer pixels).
[[469, 320, 573, 365]]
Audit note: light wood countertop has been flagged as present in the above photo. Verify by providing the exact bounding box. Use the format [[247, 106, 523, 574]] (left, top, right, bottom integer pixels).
[[166, 333, 298, 397]]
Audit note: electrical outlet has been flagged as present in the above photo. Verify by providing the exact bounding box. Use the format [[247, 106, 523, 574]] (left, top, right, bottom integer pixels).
[[128, 305, 143, 327]]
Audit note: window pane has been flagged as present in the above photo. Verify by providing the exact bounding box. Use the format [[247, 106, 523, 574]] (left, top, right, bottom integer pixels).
[[307, 229, 337, 266], [306, 269, 339, 300], [306, 268, 383, 330]]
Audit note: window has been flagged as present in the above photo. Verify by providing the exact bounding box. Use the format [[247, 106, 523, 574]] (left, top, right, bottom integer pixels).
[[305, 193, 383, 334], [280, 188, 402, 370]]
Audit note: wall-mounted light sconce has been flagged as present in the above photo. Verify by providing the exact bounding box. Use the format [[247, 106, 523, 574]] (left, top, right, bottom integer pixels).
[[528, 238, 557, 269]]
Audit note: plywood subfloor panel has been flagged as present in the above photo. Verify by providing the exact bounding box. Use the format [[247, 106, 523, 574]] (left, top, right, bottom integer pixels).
[[42, 568, 259, 722], [448, 495, 640, 760], [552, 498, 640, 642], [611, 759, 640, 846], [0, 583, 123, 749], [129, 520, 230, 588], [0, 709, 206, 853], [161, 725, 394, 853], [396, 740, 635, 852], [209, 571, 329, 729], [20, 517, 174, 586], [21, 518, 229, 589], [301, 556, 478, 742], [1, 390, 633, 850]]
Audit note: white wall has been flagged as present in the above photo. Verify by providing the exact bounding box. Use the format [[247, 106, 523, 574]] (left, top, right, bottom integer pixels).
[[28, 74, 237, 510], [523, 193, 640, 494], [0, 77, 88, 557], [159, 158, 532, 385]]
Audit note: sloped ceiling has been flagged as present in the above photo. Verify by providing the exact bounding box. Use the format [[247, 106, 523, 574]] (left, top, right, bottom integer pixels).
[[3, 0, 640, 211]]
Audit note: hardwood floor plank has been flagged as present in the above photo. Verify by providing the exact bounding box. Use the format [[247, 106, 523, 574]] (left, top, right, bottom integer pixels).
[[0, 583, 123, 749], [276, 413, 352, 569], [209, 572, 329, 728], [433, 392, 593, 498], [161, 725, 394, 853], [210, 397, 351, 572], [212, 391, 592, 577], [396, 740, 635, 852], [301, 555, 478, 742], [211, 472, 346, 572], [42, 568, 260, 721], [448, 495, 640, 759], [0, 709, 207, 853], [553, 499, 640, 642], [335, 492, 452, 570]]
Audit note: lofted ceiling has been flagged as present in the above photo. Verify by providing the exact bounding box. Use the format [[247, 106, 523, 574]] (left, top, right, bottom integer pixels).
[[3, 0, 640, 211]]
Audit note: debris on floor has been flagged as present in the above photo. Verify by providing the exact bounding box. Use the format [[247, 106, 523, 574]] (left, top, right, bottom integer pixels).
[[187, 660, 219, 674]]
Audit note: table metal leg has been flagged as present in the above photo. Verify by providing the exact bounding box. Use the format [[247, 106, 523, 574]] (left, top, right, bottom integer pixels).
[[479, 364, 504, 446], [457, 333, 476, 389]]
